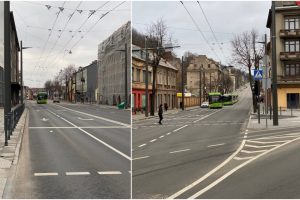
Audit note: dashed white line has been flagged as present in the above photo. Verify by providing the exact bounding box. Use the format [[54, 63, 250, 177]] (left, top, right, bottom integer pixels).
[[159, 135, 165, 138], [166, 132, 172, 135], [173, 125, 188, 132], [170, 149, 190, 154], [150, 139, 157, 143], [132, 156, 150, 160], [98, 171, 122, 175], [138, 144, 147, 148], [207, 143, 225, 148], [34, 173, 58, 176], [66, 172, 90, 176]]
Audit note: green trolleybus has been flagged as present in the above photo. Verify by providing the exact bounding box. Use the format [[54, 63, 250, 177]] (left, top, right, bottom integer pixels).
[[37, 92, 48, 104], [222, 94, 238, 105], [208, 92, 223, 108]]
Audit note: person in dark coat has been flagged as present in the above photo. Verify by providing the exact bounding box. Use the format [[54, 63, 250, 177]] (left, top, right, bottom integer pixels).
[[158, 104, 163, 125]]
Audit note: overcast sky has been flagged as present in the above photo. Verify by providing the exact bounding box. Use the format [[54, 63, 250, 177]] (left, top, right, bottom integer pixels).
[[11, 1, 130, 88], [133, 1, 271, 68]]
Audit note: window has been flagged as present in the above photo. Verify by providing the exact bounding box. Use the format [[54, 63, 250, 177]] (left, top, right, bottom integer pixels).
[[136, 69, 141, 82], [285, 63, 300, 76], [284, 40, 300, 52], [284, 17, 300, 30]]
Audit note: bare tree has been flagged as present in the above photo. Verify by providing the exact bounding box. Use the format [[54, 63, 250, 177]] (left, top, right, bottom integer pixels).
[[146, 18, 174, 115], [231, 29, 264, 112]]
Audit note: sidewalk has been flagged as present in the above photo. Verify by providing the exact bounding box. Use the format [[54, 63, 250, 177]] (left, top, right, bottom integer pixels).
[[0, 107, 28, 197], [248, 109, 300, 130], [132, 106, 200, 121]]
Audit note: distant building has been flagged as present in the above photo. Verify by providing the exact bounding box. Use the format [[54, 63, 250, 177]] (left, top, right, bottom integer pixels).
[[266, 1, 300, 108], [98, 21, 131, 106]]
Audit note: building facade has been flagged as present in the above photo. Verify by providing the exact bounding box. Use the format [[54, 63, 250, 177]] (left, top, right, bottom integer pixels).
[[132, 45, 178, 113], [267, 1, 300, 108], [98, 21, 131, 106], [0, 2, 4, 107]]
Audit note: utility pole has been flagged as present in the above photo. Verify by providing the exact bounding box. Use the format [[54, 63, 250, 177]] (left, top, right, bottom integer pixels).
[[181, 56, 185, 110], [144, 37, 149, 117], [74, 72, 77, 103], [209, 72, 212, 93], [65, 75, 68, 102], [20, 41, 23, 104], [124, 43, 128, 109], [199, 66, 202, 106], [271, 1, 279, 125], [4, 1, 10, 146]]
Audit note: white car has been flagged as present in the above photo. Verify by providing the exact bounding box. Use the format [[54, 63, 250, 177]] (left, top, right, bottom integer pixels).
[[201, 101, 209, 108]]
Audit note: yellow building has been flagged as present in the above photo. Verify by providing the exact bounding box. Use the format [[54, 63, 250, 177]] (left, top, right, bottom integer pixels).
[[267, 1, 300, 108]]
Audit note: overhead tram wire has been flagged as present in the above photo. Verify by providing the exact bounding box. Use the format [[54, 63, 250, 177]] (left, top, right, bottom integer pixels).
[[39, 1, 82, 70], [34, 1, 66, 70], [180, 1, 221, 62], [197, 1, 227, 60], [68, 1, 126, 52], [44, 1, 110, 70]]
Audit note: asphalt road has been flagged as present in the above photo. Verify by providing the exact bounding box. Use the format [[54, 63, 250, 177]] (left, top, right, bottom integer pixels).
[[132, 86, 253, 198], [5, 101, 131, 199]]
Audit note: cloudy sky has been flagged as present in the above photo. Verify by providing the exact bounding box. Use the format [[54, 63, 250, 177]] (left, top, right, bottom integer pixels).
[[133, 1, 271, 68], [11, 1, 130, 88]]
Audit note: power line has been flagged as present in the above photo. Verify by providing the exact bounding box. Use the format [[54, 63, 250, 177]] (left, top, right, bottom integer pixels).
[[44, 1, 110, 70], [40, 1, 82, 70], [34, 1, 66, 70], [69, 1, 126, 52], [197, 1, 227, 60], [180, 1, 222, 62]]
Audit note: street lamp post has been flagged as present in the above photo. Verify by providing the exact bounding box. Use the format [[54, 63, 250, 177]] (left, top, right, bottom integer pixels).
[[181, 56, 185, 110], [20, 41, 32, 104], [145, 37, 149, 117]]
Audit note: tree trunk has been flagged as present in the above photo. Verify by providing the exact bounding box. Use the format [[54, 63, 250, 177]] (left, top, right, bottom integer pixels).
[[150, 65, 157, 116], [248, 66, 257, 113]]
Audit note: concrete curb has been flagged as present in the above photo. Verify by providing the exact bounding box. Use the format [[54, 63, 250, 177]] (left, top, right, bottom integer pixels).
[[12, 108, 28, 166]]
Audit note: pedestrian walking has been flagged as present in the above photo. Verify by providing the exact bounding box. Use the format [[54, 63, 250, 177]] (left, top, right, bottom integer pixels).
[[158, 104, 163, 125]]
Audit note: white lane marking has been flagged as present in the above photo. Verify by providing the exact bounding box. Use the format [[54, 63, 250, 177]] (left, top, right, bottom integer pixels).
[[244, 135, 248, 139], [159, 135, 165, 138], [245, 144, 278, 148], [208, 143, 225, 148], [166, 132, 172, 135], [132, 156, 150, 160], [247, 140, 290, 144], [193, 109, 222, 123], [29, 126, 129, 129], [55, 104, 130, 127], [173, 125, 188, 132], [66, 172, 90, 176], [258, 135, 299, 140], [98, 171, 122, 175], [150, 139, 157, 143], [78, 117, 94, 121], [188, 133, 300, 198], [47, 110, 131, 160], [34, 173, 58, 176], [233, 156, 255, 160], [168, 138, 246, 199], [241, 149, 268, 154], [138, 144, 146, 148], [41, 118, 49, 122], [170, 149, 190, 154], [49, 130, 53, 133]]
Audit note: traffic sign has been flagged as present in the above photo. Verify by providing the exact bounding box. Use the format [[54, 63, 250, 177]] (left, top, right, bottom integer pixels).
[[254, 69, 263, 80]]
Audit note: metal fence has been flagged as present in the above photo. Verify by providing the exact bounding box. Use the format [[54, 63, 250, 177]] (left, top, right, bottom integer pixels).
[[4, 103, 24, 143]]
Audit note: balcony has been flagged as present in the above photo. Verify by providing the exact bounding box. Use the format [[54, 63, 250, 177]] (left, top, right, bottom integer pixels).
[[280, 52, 300, 61], [278, 75, 300, 85], [280, 29, 300, 38]]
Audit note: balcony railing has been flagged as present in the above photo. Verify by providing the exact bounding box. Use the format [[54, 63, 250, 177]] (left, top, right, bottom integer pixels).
[[280, 29, 300, 38], [278, 75, 300, 82], [280, 52, 300, 60]]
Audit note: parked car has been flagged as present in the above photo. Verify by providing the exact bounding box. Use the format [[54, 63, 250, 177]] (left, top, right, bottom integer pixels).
[[201, 101, 209, 108], [53, 97, 60, 103]]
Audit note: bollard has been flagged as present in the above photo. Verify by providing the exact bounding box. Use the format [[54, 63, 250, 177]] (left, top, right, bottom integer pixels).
[[8, 112, 13, 135], [280, 106, 282, 116], [4, 115, 9, 146], [7, 115, 11, 140], [258, 103, 260, 124]]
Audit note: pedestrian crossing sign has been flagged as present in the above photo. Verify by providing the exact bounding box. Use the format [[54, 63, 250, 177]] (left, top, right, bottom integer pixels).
[[254, 69, 263, 80]]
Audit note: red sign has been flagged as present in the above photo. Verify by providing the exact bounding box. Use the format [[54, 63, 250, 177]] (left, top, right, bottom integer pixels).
[[296, 1, 300, 6]]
